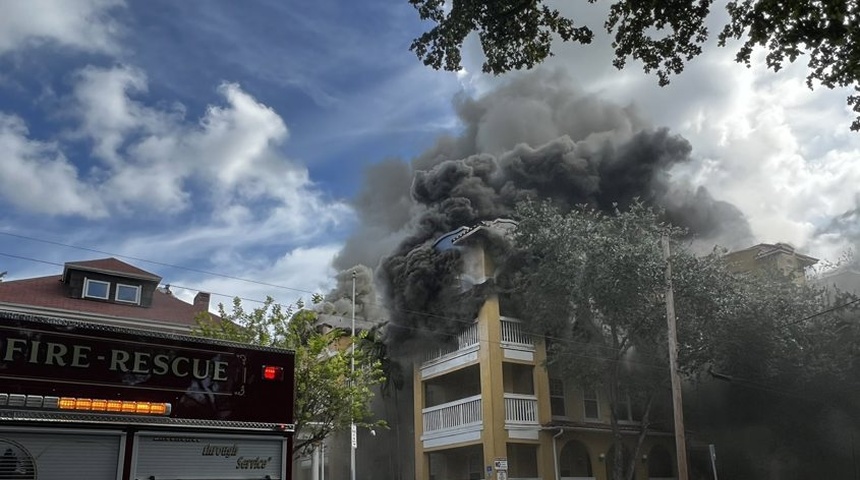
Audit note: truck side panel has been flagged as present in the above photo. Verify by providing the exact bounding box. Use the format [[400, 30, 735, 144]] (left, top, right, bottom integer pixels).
[[0, 427, 125, 480], [133, 431, 287, 479]]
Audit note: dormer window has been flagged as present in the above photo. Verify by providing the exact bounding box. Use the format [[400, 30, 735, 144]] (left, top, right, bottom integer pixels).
[[115, 283, 141, 304], [83, 278, 110, 300]]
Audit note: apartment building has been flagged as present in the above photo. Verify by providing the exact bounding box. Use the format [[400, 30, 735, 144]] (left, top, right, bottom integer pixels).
[[413, 220, 676, 480], [724, 242, 818, 284]]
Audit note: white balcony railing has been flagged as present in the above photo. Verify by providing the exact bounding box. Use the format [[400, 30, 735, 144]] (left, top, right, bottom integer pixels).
[[500, 317, 533, 347], [422, 322, 479, 364], [423, 395, 482, 433], [504, 393, 538, 424]]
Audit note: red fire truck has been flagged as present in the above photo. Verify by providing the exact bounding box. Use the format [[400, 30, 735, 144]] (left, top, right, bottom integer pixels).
[[0, 312, 295, 480]]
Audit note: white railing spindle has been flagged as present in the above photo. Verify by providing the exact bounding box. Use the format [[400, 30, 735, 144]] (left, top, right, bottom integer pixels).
[[500, 317, 533, 347], [422, 322, 480, 363], [504, 393, 538, 424], [423, 395, 483, 433]]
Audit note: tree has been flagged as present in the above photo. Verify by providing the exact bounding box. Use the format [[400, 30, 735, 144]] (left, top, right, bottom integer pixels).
[[194, 297, 386, 456], [409, 0, 860, 130], [684, 270, 860, 478], [507, 200, 856, 480]]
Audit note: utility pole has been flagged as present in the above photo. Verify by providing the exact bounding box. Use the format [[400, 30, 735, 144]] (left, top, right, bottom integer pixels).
[[350, 270, 357, 480], [663, 235, 689, 480]]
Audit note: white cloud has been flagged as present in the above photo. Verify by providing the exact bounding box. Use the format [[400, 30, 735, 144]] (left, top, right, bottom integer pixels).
[[0, 0, 123, 55], [452, 2, 860, 262], [2, 62, 351, 294], [0, 113, 105, 216], [71, 65, 172, 164], [59, 65, 350, 231], [649, 55, 860, 261], [169, 244, 341, 312]]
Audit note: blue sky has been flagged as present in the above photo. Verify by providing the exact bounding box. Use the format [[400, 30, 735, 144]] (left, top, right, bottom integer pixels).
[[2, 0, 860, 308], [0, 0, 466, 307]]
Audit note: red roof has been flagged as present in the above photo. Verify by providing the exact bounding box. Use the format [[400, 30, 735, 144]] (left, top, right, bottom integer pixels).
[[0, 275, 210, 329], [63, 257, 162, 282]]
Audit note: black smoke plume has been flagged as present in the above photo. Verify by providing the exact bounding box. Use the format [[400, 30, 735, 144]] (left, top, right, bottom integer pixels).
[[333, 69, 753, 353]]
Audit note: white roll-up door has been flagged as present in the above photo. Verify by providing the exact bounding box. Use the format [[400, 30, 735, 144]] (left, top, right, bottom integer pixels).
[[133, 432, 286, 480], [0, 428, 124, 480]]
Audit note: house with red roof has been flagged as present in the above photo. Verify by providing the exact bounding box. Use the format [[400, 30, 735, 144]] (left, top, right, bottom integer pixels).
[[0, 258, 213, 333]]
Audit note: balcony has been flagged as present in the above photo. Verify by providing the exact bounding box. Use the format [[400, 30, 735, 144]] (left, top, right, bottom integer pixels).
[[504, 393, 538, 424], [501, 317, 535, 362], [420, 323, 479, 379], [421, 395, 483, 449], [505, 393, 540, 440]]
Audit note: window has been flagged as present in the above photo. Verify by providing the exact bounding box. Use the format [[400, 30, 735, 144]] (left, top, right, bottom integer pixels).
[[583, 388, 600, 420], [115, 283, 141, 304], [549, 378, 566, 417], [507, 443, 538, 478], [560, 441, 593, 477], [504, 363, 534, 394], [467, 451, 482, 480], [648, 445, 674, 478], [615, 391, 642, 423], [83, 278, 110, 300], [616, 394, 633, 422]]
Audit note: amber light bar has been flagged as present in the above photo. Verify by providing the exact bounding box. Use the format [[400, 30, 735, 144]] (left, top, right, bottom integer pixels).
[[0, 393, 170, 416], [58, 397, 172, 416]]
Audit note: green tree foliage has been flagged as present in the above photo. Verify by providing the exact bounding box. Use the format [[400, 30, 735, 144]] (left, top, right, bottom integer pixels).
[[409, 0, 860, 130], [194, 297, 386, 456], [685, 273, 860, 478], [509, 200, 858, 479]]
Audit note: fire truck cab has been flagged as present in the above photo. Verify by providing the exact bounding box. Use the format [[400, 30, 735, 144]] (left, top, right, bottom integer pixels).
[[0, 312, 295, 480]]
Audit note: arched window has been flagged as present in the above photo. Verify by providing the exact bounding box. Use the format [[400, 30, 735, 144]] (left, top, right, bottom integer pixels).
[[647, 445, 674, 479], [559, 440, 593, 478], [604, 444, 634, 480]]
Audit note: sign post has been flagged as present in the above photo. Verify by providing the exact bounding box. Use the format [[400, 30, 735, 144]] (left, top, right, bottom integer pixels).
[[494, 457, 508, 480]]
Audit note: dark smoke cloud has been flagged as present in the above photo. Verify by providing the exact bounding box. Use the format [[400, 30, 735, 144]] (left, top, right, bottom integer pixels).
[[318, 264, 382, 320], [818, 200, 860, 245], [814, 199, 860, 293], [334, 69, 754, 350], [333, 159, 415, 271]]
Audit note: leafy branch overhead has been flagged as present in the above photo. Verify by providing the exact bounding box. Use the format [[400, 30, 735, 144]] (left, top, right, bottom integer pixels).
[[409, 0, 860, 130]]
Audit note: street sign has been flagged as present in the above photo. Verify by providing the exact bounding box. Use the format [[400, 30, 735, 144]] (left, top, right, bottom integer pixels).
[[497, 471, 507, 480], [493, 458, 508, 471], [351, 424, 357, 448]]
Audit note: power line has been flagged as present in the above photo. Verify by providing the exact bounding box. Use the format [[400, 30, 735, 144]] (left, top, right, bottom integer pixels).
[[4, 233, 859, 366], [5, 249, 857, 393], [0, 252, 64, 268], [0, 243, 670, 362], [5, 235, 858, 406], [0, 231, 317, 295], [707, 368, 855, 407], [783, 297, 860, 328], [0, 250, 674, 370]]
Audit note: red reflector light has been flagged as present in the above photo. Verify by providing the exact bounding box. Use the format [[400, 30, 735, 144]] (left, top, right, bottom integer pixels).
[[262, 365, 284, 381]]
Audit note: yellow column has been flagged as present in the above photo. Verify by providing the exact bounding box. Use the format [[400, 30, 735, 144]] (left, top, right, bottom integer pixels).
[[533, 339, 556, 480], [478, 295, 506, 476]]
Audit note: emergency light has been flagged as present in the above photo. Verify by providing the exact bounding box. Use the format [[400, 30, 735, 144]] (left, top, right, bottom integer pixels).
[[262, 365, 284, 381], [0, 393, 171, 416]]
